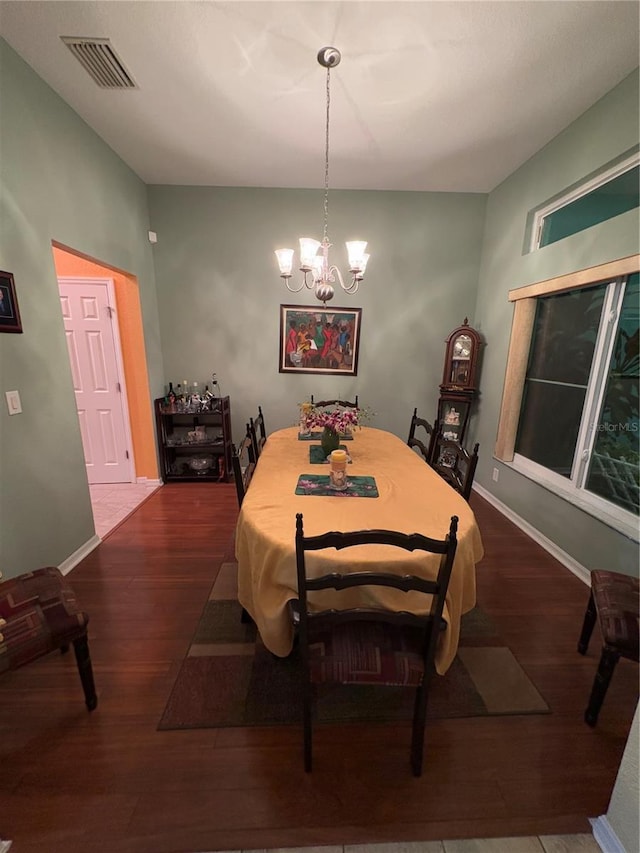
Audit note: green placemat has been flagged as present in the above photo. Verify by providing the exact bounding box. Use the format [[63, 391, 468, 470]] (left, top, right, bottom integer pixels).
[[297, 431, 353, 441], [309, 445, 352, 464], [295, 474, 378, 497]]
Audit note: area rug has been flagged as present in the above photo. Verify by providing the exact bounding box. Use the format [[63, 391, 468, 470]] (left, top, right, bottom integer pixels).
[[158, 561, 549, 730]]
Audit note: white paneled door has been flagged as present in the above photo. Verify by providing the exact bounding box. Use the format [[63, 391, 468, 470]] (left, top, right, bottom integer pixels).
[[58, 278, 133, 484]]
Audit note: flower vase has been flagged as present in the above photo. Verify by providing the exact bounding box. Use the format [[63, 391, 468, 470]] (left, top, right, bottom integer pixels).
[[299, 416, 311, 436], [321, 426, 340, 458]]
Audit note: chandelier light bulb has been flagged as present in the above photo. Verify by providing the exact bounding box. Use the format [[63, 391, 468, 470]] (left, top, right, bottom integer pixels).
[[275, 47, 370, 304], [275, 248, 294, 277], [299, 237, 321, 270], [346, 241, 368, 272]]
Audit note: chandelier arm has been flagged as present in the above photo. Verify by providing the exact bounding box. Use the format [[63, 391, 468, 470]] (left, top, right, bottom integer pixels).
[[328, 264, 345, 290], [285, 278, 305, 293], [342, 279, 360, 294]]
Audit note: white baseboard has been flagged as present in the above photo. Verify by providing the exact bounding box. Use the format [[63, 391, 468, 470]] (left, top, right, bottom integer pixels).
[[472, 484, 590, 585], [591, 815, 627, 853], [58, 534, 101, 577], [135, 477, 163, 486]]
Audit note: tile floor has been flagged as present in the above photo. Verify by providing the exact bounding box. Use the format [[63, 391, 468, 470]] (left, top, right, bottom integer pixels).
[[203, 838, 601, 853], [0, 840, 597, 853], [89, 481, 162, 539]]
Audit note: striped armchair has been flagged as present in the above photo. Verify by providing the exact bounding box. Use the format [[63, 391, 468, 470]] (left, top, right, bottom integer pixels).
[[0, 567, 97, 711]]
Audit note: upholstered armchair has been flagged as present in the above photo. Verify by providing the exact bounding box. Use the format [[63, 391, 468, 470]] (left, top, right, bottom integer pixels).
[[0, 567, 97, 710]]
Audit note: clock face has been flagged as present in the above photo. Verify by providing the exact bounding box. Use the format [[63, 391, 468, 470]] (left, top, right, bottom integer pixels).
[[453, 335, 472, 358]]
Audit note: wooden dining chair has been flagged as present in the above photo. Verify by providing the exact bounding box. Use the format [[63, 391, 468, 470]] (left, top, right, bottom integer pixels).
[[431, 436, 479, 501], [294, 512, 459, 776], [231, 426, 256, 508], [310, 395, 359, 409], [407, 407, 436, 463], [249, 406, 267, 458], [578, 569, 639, 726]]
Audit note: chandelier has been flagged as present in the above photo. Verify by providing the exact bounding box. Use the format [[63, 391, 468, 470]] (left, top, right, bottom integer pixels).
[[275, 47, 369, 305]]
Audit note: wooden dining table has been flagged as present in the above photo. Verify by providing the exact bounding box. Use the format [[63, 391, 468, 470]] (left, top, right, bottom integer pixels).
[[235, 426, 484, 674]]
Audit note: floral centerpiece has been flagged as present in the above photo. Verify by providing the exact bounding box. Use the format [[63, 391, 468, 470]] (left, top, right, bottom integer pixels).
[[298, 400, 372, 457]]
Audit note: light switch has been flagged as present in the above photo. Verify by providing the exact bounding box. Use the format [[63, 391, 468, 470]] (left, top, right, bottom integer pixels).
[[5, 390, 22, 415]]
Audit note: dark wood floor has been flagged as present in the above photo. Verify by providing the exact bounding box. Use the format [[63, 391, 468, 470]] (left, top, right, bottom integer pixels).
[[1, 485, 637, 853]]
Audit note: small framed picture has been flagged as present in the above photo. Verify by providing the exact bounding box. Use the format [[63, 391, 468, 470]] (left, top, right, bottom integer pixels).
[[279, 304, 362, 376], [0, 271, 23, 333]]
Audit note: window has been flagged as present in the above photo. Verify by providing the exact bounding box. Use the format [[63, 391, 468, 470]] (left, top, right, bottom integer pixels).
[[531, 152, 639, 251], [496, 256, 640, 539], [585, 274, 639, 514], [516, 284, 606, 475]]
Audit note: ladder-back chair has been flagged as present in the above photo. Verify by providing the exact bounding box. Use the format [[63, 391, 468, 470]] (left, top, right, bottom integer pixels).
[[294, 513, 459, 776], [231, 426, 256, 508], [249, 406, 267, 459], [431, 437, 479, 501], [310, 395, 359, 409], [407, 407, 436, 463]]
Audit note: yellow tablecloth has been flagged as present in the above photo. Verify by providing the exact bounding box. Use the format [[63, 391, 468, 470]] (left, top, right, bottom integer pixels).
[[235, 426, 484, 674]]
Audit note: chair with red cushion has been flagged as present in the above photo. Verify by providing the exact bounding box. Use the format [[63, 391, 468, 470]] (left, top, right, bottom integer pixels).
[[578, 569, 639, 726], [294, 512, 458, 776], [0, 567, 97, 711]]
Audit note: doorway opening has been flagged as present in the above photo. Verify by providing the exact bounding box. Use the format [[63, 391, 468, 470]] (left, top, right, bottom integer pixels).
[[52, 243, 160, 537]]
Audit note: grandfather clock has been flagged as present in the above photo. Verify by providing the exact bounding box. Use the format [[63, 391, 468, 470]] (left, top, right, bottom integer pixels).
[[436, 319, 482, 445]]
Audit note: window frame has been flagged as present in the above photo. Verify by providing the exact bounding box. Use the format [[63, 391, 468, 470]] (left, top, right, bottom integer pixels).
[[495, 254, 640, 541], [529, 151, 640, 252]]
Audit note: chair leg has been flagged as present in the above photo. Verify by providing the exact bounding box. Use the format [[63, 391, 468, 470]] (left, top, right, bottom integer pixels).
[[72, 634, 98, 711], [578, 591, 597, 654], [411, 682, 429, 777], [585, 647, 620, 727], [303, 684, 313, 773]]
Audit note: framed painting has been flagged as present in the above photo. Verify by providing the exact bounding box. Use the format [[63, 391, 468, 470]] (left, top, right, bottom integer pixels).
[[0, 271, 22, 333], [279, 304, 362, 375]]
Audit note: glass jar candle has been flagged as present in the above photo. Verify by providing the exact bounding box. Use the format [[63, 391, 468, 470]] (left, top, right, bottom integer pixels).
[[329, 449, 348, 490]]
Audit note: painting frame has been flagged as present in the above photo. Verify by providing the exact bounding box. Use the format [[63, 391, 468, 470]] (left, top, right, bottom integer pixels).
[[0, 271, 23, 333], [279, 304, 362, 376]]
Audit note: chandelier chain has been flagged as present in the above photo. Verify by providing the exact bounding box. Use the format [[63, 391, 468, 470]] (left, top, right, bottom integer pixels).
[[323, 65, 331, 245]]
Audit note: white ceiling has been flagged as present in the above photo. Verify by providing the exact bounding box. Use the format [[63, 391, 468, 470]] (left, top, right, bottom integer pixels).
[[1, 1, 638, 192]]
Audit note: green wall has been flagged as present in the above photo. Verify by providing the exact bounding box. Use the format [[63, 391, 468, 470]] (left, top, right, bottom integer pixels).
[[0, 40, 164, 579], [2, 33, 638, 581], [473, 69, 640, 573], [147, 185, 486, 444]]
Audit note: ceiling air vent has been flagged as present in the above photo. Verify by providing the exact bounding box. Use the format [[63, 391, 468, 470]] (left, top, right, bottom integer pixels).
[[61, 37, 137, 89]]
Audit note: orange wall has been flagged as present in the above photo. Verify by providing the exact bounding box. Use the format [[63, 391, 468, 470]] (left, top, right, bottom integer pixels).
[[52, 245, 158, 480]]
